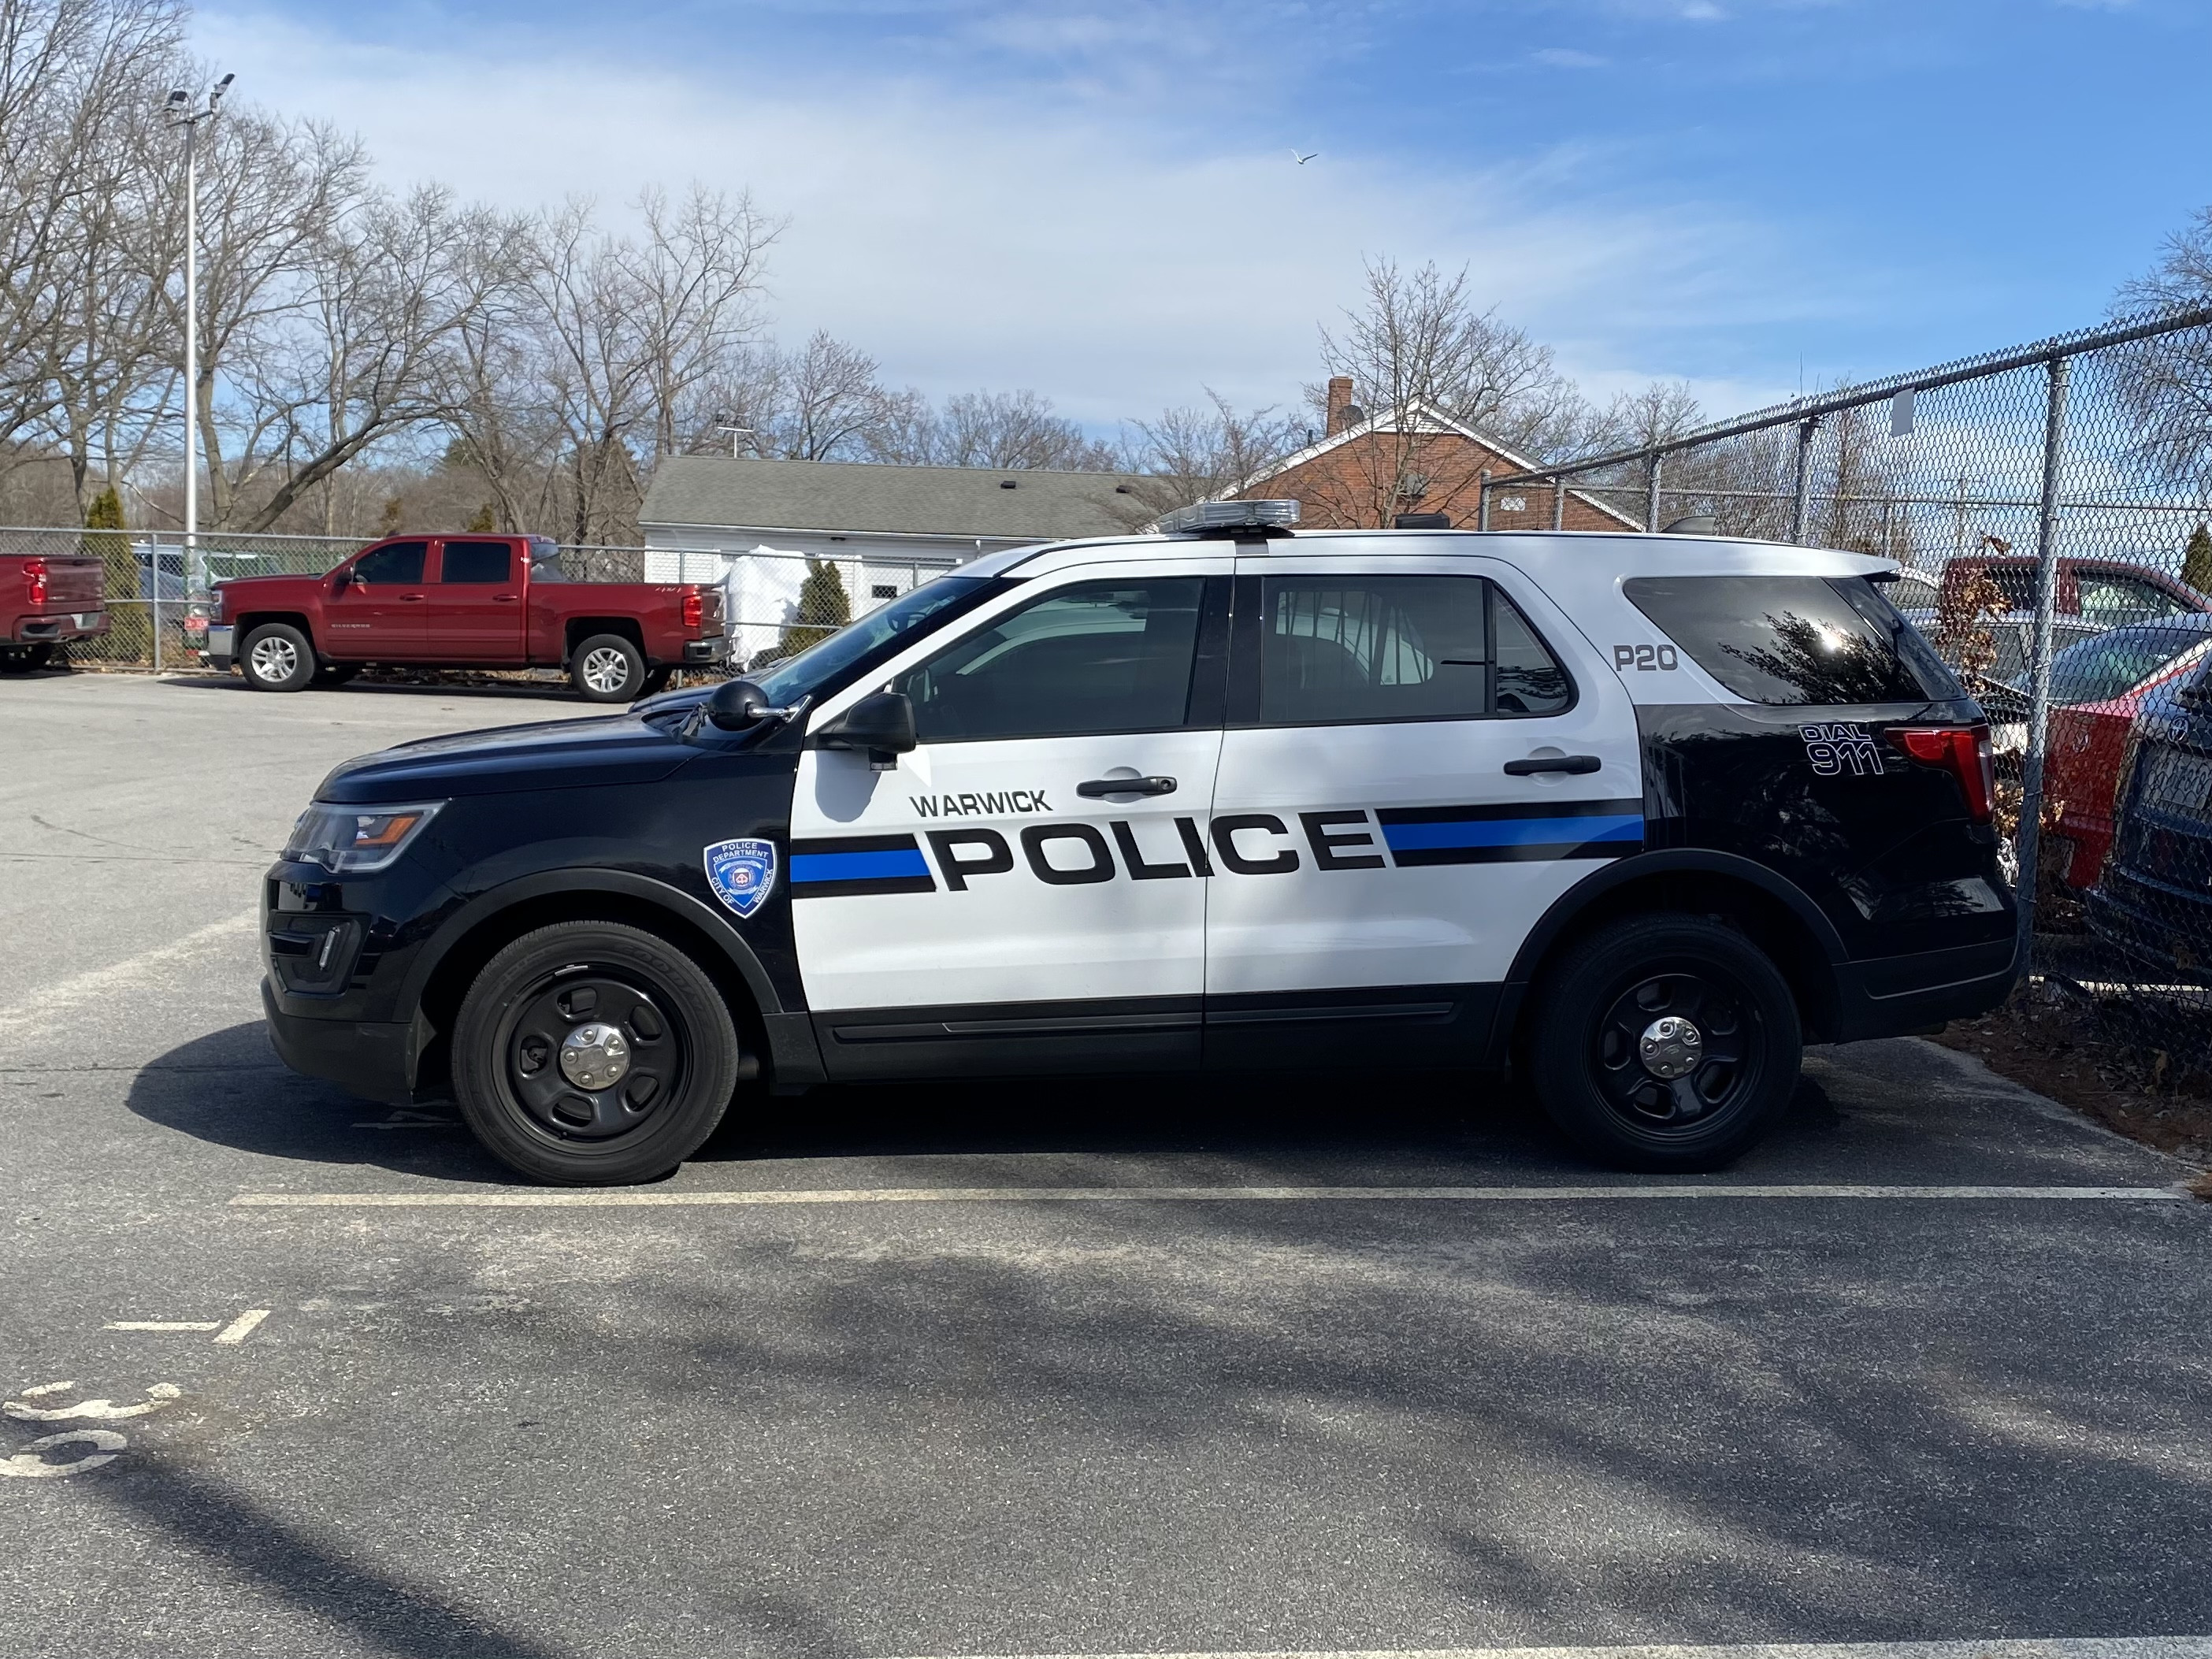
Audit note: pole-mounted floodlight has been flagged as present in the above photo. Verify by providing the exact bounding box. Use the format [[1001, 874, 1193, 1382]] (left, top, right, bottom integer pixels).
[[162, 71, 232, 673], [165, 88, 188, 107], [210, 72, 234, 106]]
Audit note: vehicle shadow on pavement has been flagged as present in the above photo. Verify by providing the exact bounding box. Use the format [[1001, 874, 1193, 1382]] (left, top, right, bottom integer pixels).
[[123, 1022, 517, 1184], [123, 1020, 1882, 1189], [158, 673, 584, 705]]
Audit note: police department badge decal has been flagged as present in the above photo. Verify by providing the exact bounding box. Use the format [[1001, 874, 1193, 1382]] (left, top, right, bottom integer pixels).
[[703, 838, 777, 919]]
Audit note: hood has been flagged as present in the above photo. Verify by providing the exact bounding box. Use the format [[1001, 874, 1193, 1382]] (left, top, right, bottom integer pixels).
[[316, 711, 697, 804]]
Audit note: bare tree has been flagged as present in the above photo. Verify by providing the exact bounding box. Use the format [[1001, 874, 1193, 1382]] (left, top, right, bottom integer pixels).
[[877, 388, 1115, 469], [1112, 389, 1302, 523], [1301, 258, 1595, 528], [707, 331, 904, 461], [2112, 207, 2212, 488]]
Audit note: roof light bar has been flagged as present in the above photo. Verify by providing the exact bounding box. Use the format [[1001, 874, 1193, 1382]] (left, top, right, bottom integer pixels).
[[1157, 499, 1301, 535]]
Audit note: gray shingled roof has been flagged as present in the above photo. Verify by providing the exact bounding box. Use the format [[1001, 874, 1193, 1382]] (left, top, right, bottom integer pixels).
[[639, 455, 1152, 540]]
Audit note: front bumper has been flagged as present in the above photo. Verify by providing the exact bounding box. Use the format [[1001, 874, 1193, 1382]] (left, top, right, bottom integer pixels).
[[14, 609, 109, 643], [203, 623, 234, 671], [262, 977, 421, 1105]]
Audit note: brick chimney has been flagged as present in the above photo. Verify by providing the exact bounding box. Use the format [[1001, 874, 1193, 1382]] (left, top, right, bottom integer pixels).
[[1325, 376, 1358, 437]]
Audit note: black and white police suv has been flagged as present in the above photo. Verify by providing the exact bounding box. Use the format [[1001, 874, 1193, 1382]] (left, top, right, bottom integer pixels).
[[263, 501, 2015, 1183]]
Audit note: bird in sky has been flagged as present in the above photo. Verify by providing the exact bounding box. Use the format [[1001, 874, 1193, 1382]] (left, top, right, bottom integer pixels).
[[1292, 149, 1319, 165]]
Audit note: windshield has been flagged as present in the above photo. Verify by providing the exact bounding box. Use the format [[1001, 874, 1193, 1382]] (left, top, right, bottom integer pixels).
[[2009, 622, 2212, 706], [748, 576, 1004, 707]]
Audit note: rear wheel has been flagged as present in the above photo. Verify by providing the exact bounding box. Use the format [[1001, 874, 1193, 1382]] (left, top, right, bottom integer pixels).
[[1527, 913, 1801, 1171], [451, 921, 740, 1185], [0, 643, 53, 674], [239, 622, 317, 692], [570, 633, 644, 703]]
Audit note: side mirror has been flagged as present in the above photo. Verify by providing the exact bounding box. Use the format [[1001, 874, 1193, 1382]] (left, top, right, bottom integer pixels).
[[707, 678, 774, 730], [331, 570, 353, 593], [815, 690, 916, 770]]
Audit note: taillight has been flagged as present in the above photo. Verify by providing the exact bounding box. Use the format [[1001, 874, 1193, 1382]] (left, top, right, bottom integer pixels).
[[1888, 724, 1995, 823], [681, 588, 702, 629], [23, 559, 46, 607]]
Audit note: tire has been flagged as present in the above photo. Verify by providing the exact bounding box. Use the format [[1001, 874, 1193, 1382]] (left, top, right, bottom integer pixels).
[[451, 920, 741, 1185], [239, 622, 317, 692], [312, 662, 362, 687], [0, 643, 52, 674], [570, 633, 645, 703], [1527, 913, 1802, 1172]]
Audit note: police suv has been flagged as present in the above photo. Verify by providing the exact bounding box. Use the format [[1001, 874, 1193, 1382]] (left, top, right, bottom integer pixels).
[[263, 503, 2015, 1184]]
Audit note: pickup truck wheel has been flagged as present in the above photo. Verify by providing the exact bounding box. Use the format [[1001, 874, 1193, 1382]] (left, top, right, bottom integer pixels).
[[451, 921, 740, 1185], [312, 662, 362, 687], [0, 643, 53, 674], [239, 623, 317, 692], [570, 633, 644, 702], [1527, 913, 1801, 1173]]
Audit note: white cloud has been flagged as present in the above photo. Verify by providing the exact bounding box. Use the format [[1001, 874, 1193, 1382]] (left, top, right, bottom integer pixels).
[[191, 6, 1822, 426], [1534, 47, 1611, 67]]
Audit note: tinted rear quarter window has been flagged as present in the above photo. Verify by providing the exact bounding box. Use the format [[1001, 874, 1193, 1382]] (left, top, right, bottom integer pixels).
[[1624, 575, 1962, 706]]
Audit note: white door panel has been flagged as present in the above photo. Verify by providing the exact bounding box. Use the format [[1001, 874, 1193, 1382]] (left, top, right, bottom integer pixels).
[[790, 559, 1227, 1013], [793, 731, 1221, 1010], [1207, 552, 1641, 997]]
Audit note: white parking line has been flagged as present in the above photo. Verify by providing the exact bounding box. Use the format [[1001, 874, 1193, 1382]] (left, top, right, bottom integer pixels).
[[213, 1309, 269, 1345], [228, 1182, 2196, 1209], [104, 1321, 220, 1332], [880, 1639, 2212, 1659]]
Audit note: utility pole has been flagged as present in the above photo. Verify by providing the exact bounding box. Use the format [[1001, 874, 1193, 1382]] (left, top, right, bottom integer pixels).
[[163, 72, 232, 673]]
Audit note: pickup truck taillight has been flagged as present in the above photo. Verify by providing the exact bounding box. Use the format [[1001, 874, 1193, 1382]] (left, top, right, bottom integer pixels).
[[1887, 724, 1995, 824], [23, 559, 46, 608], [681, 588, 702, 630]]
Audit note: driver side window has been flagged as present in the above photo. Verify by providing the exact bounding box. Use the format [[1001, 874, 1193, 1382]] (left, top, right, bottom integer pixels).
[[891, 578, 1206, 744], [351, 541, 427, 585]]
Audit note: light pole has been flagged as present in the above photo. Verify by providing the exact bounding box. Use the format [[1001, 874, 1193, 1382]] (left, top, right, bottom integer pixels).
[[164, 72, 231, 672]]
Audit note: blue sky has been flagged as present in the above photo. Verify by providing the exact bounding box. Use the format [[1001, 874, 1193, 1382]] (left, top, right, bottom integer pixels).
[[195, 0, 2212, 431]]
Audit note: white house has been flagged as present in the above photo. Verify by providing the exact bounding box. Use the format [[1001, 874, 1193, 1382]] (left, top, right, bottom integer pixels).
[[637, 456, 1151, 662]]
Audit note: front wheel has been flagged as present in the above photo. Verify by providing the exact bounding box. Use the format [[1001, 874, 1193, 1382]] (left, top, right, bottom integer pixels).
[[451, 921, 741, 1185], [239, 622, 317, 692], [1527, 913, 1801, 1172], [570, 633, 645, 702]]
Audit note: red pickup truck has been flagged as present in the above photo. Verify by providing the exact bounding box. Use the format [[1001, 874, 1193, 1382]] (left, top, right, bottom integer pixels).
[[206, 534, 727, 702], [1, 551, 108, 672]]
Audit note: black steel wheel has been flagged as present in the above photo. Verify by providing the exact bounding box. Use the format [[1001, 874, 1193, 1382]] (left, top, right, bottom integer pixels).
[[452, 921, 741, 1184], [1528, 913, 1801, 1171]]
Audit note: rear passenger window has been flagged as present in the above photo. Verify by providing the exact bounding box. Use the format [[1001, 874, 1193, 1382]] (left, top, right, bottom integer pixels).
[[1256, 575, 1572, 724], [440, 541, 513, 584], [1624, 575, 1962, 706]]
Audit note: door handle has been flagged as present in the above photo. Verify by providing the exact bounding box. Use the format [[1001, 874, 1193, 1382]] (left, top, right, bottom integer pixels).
[[492, 594, 520, 603], [1076, 775, 1177, 798], [1503, 755, 1601, 776], [399, 592, 426, 602]]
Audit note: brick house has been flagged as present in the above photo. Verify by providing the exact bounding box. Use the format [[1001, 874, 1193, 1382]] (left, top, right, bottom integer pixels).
[[1230, 377, 1640, 533]]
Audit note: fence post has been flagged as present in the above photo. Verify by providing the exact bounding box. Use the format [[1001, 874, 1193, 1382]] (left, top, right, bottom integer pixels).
[[150, 529, 162, 674], [1476, 470, 1490, 532], [1790, 418, 1818, 545], [1645, 453, 1661, 533], [2014, 354, 2072, 974], [1553, 475, 1567, 531]]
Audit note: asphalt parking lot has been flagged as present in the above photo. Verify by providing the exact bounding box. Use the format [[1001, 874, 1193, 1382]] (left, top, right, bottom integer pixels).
[[2, 669, 2210, 1659]]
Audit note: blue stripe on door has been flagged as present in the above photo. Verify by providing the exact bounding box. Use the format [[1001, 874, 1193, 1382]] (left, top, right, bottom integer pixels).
[[1381, 815, 1645, 852], [790, 847, 933, 885]]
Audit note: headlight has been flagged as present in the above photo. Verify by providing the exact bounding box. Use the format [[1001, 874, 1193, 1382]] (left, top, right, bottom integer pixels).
[[281, 801, 444, 873]]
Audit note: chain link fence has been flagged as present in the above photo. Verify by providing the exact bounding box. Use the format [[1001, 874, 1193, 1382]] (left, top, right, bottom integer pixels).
[[0, 525, 956, 678], [1483, 304, 2212, 1063]]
